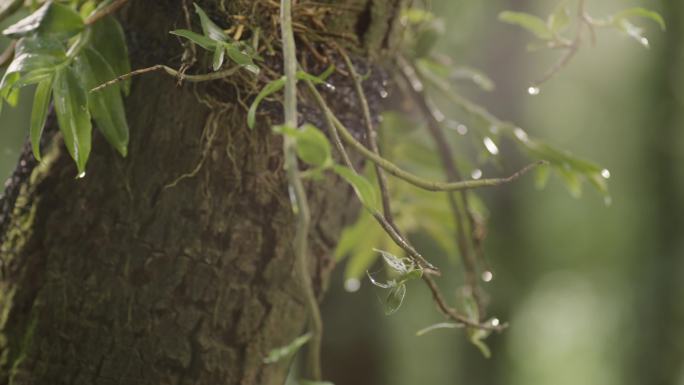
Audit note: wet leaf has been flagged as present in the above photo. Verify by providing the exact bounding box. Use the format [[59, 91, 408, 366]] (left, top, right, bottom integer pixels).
[[76, 48, 129, 157], [416, 322, 462, 336], [90, 16, 131, 95], [30, 76, 53, 160], [612, 7, 666, 30], [53, 65, 92, 174], [193, 2, 228, 42], [3, 1, 84, 38], [212, 44, 225, 71]]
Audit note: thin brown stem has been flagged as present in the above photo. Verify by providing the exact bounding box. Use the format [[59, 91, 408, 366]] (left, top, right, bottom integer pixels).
[[90, 65, 241, 92]]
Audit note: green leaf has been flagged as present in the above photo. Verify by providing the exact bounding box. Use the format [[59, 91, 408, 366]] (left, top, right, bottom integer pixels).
[[548, 5, 571, 34], [247, 76, 285, 129], [263, 333, 311, 364], [384, 284, 406, 315], [375, 248, 410, 275], [53, 65, 92, 174], [332, 165, 379, 211], [615, 19, 650, 48], [193, 2, 228, 42], [416, 322, 462, 336], [170, 29, 218, 51], [224, 44, 259, 74], [3, 1, 85, 38], [534, 162, 551, 190], [212, 44, 225, 71], [498, 11, 553, 40], [450, 66, 495, 91], [612, 7, 666, 30], [295, 124, 332, 167], [76, 48, 129, 157], [30, 76, 53, 161], [90, 16, 131, 95]]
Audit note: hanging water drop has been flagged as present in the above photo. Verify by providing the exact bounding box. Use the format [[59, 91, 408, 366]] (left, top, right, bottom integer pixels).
[[379, 89, 389, 99], [601, 168, 611, 179], [471, 169, 483, 180], [344, 278, 361, 293], [76, 171, 86, 179], [324, 82, 336, 91], [482, 270, 493, 282], [513, 127, 529, 142], [490, 318, 500, 327], [640, 37, 649, 48], [527, 86, 540, 96], [483, 137, 499, 155]]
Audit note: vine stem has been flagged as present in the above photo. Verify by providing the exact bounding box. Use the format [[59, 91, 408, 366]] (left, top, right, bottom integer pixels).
[[307, 83, 542, 192], [280, 0, 322, 381], [90, 65, 241, 92]]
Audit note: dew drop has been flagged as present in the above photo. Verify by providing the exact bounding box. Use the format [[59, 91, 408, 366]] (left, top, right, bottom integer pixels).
[[344, 278, 361, 293], [379, 89, 389, 99], [324, 83, 336, 91], [483, 137, 499, 155], [491, 318, 500, 327], [640, 37, 650, 48], [482, 270, 493, 282], [76, 171, 86, 179], [471, 169, 483, 180], [513, 127, 529, 142], [601, 168, 611, 179], [527, 86, 540, 96], [457, 124, 468, 135]]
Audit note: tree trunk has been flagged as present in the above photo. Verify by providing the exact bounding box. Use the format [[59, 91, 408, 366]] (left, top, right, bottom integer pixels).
[[0, 1, 400, 384]]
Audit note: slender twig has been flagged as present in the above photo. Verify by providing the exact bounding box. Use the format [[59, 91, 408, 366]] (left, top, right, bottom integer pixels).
[[337, 46, 395, 222], [534, 0, 590, 87], [90, 65, 241, 92], [304, 79, 437, 272], [280, 0, 322, 381], [398, 57, 483, 310], [85, 0, 129, 25]]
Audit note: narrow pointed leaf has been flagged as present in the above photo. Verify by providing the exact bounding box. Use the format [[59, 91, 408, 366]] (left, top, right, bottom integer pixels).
[[76, 48, 129, 157], [3, 1, 84, 38], [53, 66, 92, 173], [90, 16, 131, 95], [212, 44, 225, 71], [30, 76, 53, 160], [498, 11, 553, 40], [384, 284, 406, 315], [224, 44, 259, 74], [332, 165, 379, 211], [263, 333, 312, 364], [247, 76, 285, 129], [170, 29, 217, 51], [193, 3, 228, 42]]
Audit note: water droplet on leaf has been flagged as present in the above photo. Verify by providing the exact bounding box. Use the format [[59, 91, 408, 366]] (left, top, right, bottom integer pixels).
[[491, 318, 500, 327], [513, 127, 529, 142], [483, 137, 499, 155], [601, 169, 611, 179], [527, 86, 540, 96], [76, 171, 86, 179], [640, 37, 649, 47]]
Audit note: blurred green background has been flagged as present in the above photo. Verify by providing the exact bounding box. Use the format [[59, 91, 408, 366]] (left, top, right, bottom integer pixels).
[[2, 1, 682, 384]]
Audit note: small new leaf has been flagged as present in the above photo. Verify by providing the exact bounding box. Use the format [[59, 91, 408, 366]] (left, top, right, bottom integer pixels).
[[498, 11, 553, 40], [248, 77, 285, 129], [263, 333, 312, 364], [384, 284, 407, 315], [193, 3, 228, 42], [170, 29, 217, 51], [332, 165, 379, 211]]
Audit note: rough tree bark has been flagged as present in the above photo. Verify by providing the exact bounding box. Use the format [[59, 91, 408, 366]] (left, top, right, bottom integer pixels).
[[0, 0, 402, 384]]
